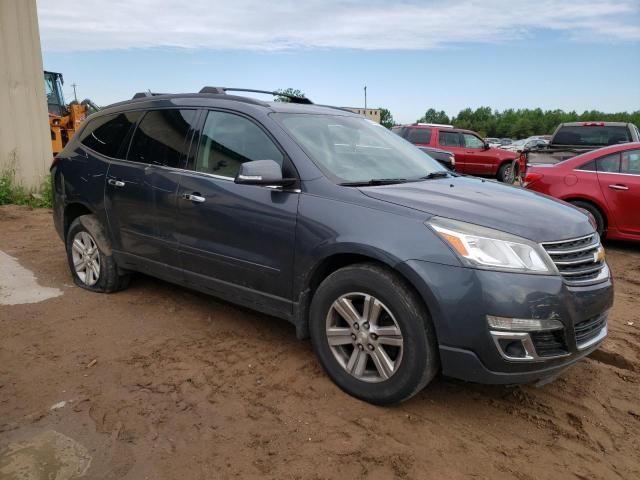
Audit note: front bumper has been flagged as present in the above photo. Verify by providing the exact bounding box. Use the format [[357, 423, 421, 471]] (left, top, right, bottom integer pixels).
[[399, 259, 613, 384]]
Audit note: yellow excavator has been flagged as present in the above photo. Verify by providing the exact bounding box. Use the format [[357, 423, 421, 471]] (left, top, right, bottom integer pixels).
[[45, 71, 98, 155]]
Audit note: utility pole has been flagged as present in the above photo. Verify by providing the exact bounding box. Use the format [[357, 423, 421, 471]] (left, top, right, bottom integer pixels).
[[364, 86, 367, 111], [71, 83, 78, 102]]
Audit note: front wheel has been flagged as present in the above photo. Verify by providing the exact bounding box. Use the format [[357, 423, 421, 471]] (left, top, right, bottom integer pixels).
[[309, 263, 439, 405]]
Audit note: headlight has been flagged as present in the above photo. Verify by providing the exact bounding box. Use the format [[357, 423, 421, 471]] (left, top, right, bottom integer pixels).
[[427, 217, 557, 274]]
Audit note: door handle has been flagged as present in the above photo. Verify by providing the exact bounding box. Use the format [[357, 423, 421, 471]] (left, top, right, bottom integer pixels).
[[108, 179, 125, 187], [608, 184, 629, 191], [182, 193, 206, 203]]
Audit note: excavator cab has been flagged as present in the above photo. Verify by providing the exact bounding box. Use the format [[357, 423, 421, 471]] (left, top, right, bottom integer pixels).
[[44, 71, 66, 117]]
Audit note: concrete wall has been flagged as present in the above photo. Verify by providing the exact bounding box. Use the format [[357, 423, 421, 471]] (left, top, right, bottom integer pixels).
[[0, 0, 52, 189]]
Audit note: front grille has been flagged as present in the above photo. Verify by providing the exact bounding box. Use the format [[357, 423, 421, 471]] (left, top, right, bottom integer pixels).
[[575, 313, 607, 347], [530, 330, 568, 357], [541, 234, 606, 285]]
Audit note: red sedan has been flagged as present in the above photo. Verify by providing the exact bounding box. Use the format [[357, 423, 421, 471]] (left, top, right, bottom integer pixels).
[[524, 143, 640, 241]]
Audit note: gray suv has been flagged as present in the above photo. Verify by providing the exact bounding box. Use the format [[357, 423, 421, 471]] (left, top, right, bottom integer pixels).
[[51, 87, 613, 404]]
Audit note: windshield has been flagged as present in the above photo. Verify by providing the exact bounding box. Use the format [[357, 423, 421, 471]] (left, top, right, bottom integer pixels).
[[274, 113, 444, 183]]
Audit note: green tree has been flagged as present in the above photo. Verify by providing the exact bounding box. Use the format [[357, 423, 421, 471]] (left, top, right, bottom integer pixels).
[[274, 88, 306, 102], [379, 108, 395, 129], [417, 108, 450, 125]]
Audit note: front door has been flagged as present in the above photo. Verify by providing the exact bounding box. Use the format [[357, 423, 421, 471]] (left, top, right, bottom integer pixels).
[[460, 132, 492, 175], [598, 148, 640, 235], [175, 110, 299, 315]]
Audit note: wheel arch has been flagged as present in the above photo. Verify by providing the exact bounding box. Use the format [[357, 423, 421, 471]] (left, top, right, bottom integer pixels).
[[561, 196, 609, 230], [64, 202, 94, 238]]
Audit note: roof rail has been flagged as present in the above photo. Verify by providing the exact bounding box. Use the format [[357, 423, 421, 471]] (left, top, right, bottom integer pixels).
[[199, 87, 313, 104], [131, 91, 168, 99], [415, 122, 454, 128]]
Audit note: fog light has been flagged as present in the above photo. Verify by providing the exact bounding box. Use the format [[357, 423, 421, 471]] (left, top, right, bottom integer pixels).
[[501, 339, 526, 358], [487, 315, 563, 332]]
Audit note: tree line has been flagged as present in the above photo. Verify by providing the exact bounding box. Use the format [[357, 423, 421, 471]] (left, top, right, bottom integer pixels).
[[410, 107, 640, 139]]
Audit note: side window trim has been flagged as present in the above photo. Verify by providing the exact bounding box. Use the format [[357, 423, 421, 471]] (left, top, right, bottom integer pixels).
[[191, 108, 294, 180]]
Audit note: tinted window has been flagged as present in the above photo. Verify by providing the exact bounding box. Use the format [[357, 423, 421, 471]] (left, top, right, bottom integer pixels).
[[439, 131, 461, 147], [196, 111, 283, 178], [578, 160, 596, 171], [553, 126, 631, 146], [80, 111, 141, 158], [127, 110, 197, 167], [407, 128, 432, 144], [462, 133, 485, 148], [596, 153, 620, 173], [621, 149, 640, 175]]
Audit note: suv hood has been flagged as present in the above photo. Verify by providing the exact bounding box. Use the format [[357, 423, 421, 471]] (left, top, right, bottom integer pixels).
[[359, 176, 593, 242]]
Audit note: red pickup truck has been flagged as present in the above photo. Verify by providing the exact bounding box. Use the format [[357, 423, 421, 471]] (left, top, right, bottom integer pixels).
[[392, 123, 519, 182]]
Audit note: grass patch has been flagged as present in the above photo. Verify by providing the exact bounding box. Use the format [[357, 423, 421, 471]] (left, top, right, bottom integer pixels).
[[0, 168, 53, 209]]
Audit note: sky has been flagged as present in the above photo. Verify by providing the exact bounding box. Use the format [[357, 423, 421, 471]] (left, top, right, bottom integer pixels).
[[38, 0, 640, 124]]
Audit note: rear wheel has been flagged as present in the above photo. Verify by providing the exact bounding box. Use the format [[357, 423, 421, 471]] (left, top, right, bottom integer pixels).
[[66, 215, 130, 292], [569, 200, 606, 237], [497, 161, 517, 183], [309, 263, 439, 405]]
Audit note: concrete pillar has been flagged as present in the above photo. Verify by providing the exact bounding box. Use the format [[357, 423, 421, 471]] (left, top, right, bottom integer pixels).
[[0, 0, 52, 189]]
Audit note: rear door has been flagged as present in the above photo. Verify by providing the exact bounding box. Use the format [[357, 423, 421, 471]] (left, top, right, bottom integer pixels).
[[405, 127, 432, 147], [437, 130, 467, 171], [175, 109, 299, 314], [597, 149, 640, 235]]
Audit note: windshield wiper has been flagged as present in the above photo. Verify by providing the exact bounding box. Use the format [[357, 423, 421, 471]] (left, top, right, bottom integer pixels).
[[339, 178, 410, 186], [421, 171, 451, 179]]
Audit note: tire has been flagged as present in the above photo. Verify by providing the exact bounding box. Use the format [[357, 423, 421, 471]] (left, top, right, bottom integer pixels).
[[65, 214, 130, 293], [309, 263, 439, 405], [569, 200, 606, 238], [497, 161, 516, 183]]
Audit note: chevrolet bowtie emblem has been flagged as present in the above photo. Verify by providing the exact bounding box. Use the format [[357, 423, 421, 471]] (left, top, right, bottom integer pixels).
[[594, 246, 606, 263]]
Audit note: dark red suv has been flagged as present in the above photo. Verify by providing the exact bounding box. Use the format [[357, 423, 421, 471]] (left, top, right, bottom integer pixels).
[[392, 124, 519, 182]]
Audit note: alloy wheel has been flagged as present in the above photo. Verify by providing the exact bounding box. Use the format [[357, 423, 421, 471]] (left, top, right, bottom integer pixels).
[[325, 292, 404, 383], [71, 231, 101, 286]]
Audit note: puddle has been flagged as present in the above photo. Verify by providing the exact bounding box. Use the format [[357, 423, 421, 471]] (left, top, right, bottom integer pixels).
[[0, 430, 91, 479], [0, 251, 62, 306]]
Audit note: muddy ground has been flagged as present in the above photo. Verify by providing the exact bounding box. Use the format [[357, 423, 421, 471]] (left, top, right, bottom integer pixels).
[[0, 205, 638, 479]]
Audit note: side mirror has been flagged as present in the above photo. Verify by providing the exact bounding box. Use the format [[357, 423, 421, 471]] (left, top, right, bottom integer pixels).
[[483, 143, 491, 150], [234, 160, 296, 187]]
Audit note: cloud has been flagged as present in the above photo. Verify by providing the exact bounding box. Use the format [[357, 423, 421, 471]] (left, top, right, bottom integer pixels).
[[37, 0, 640, 52]]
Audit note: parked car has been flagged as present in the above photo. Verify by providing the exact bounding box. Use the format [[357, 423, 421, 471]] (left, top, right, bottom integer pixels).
[[51, 87, 612, 405], [499, 138, 513, 146], [525, 122, 640, 166], [485, 137, 502, 148], [392, 124, 519, 182], [418, 146, 455, 170], [502, 137, 548, 152], [524, 143, 640, 240]]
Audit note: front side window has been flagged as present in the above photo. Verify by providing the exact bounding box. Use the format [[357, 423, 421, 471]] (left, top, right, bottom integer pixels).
[[127, 109, 197, 167], [80, 111, 142, 158], [439, 131, 461, 147], [274, 114, 443, 183], [407, 128, 432, 144], [462, 133, 485, 149], [196, 111, 284, 178], [621, 149, 640, 175]]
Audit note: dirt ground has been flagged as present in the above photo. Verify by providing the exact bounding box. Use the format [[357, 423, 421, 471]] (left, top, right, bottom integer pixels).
[[0, 205, 639, 480]]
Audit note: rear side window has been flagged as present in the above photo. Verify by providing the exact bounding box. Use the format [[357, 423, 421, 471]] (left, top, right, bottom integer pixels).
[[553, 126, 631, 147], [196, 111, 283, 178], [578, 160, 596, 171], [596, 153, 620, 173], [407, 128, 432, 144], [127, 109, 198, 167], [80, 111, 141, 158], [439, 131, 461, 147]]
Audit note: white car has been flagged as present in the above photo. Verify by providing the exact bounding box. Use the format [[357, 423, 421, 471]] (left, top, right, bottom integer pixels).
[[502, 137, 548, 152]]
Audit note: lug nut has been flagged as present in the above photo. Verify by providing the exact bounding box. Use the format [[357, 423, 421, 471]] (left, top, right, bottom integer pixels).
[[363, 322, 370, 330], [370, 333, 378, 340], [367, 344, 374, 351], [351, 333, 356, 340], [357, 344, 364, 351], [353, 323, 359, 330]]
